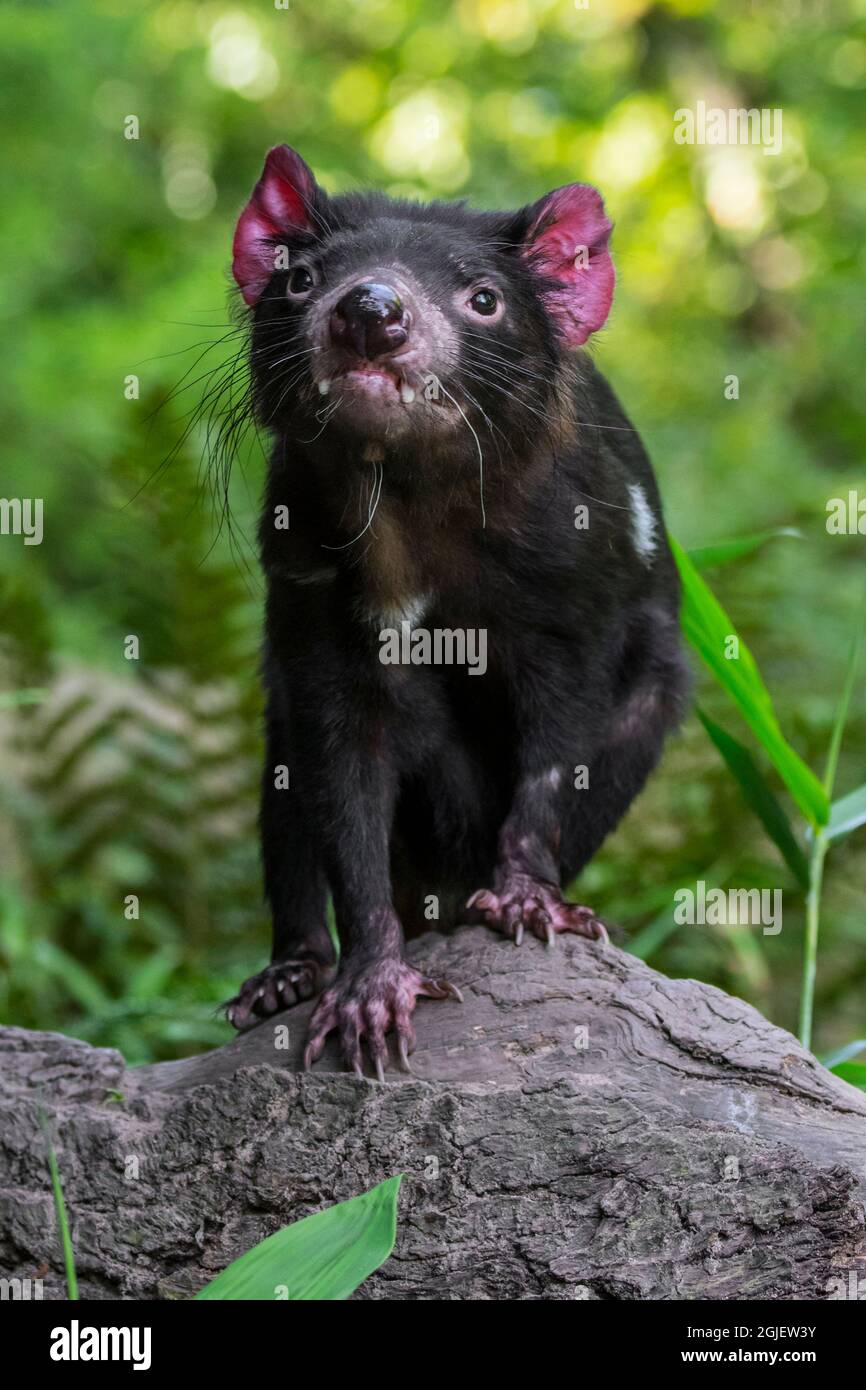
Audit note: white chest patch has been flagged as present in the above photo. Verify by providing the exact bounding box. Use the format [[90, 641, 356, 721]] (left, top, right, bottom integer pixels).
[[627, 482, 658, 564], [368, 594, 431, 629]]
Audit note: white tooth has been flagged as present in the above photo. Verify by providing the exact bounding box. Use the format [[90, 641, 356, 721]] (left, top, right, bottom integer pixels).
[[399, 381, 415, 405], [318, 379, 331, 396]]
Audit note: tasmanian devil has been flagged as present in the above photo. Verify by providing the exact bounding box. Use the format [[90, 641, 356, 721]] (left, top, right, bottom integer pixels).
[[223, 145, 688, 1077]]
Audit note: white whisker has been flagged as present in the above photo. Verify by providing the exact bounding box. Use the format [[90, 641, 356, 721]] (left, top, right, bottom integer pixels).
[[437, 382, 486, 529], [321, 459, 384, 550]]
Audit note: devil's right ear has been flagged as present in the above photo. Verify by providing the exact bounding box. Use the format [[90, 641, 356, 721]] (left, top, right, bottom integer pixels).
[[232, 146, 329, 306]]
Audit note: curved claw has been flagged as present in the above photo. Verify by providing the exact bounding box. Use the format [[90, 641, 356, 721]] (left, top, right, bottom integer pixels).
[[423, 979, 463, 1004], [467, 889, 496, 912], [366, 1015, 389, 1084], [302, 959, 462, 1079], [465, 878, 609, 951], [225, 956, 333, 1032]]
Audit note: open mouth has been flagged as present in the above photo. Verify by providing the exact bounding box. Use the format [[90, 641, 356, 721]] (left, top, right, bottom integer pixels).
[[317, 362, 418, 405]]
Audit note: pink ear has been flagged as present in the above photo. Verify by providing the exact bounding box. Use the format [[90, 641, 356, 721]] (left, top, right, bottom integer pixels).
[[522, 184, 615, 346], [232, 146, 321, 306]]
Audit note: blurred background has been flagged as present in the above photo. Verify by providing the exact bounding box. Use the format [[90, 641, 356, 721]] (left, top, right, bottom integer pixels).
[[1, 0, 864, 1062]]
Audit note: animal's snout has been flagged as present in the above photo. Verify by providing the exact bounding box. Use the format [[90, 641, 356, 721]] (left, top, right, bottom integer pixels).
[[329, 282, 409, 360]]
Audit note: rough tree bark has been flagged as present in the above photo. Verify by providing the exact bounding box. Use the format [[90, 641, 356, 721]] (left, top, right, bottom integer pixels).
[[1, 926, 865, 1300]]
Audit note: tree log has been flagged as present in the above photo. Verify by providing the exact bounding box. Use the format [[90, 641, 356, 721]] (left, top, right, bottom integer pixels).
[[2, 926, 865, 1300]]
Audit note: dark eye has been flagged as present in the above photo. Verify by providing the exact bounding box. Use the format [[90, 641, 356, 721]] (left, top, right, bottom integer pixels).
[[469, 288, 498, 316], [288, 265, 315, 296]]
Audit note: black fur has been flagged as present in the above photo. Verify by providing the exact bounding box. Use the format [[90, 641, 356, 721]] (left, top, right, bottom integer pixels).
[[224, 172, 689, 1072]]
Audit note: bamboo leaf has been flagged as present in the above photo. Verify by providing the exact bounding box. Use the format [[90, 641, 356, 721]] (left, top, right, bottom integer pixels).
[[697, 709, 810, 888], [671, 536, 828, 826], [798, 582, 866, 1051], [828, 1061, 866, 1093], [822, 580, 866, 799], [688, 527, 801, 571], [195, 1175, 401, 1301], [826, 784, 866, 843], [822, 1039, 866, 1069]]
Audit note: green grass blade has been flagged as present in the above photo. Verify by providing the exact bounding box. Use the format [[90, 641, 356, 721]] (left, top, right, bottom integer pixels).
[[38, 1109, 78, 1300], [827, 784, 866, 843], [671, 536, 828, 826], [195, 1174, 402, 1301], [687, 527, 801, 571], [697, 709, 810, 888]]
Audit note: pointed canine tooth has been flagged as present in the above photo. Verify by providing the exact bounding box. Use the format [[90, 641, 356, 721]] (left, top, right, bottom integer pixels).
[[318, 379, 331, 396], [399, 380, 415, 405]]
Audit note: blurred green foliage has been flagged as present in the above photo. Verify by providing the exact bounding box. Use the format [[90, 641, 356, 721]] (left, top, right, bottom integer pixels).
[[1, 0, 864, 1062]]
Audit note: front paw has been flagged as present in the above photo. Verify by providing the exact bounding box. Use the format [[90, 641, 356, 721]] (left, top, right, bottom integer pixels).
[[303, 956, 463, 1081], [225, 956, 335, 1030], [466, 876, 609, 947]]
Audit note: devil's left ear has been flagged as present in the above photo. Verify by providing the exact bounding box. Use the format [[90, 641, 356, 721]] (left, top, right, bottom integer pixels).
[[232, 145, 330, 306], [517, 184, 615, 346]]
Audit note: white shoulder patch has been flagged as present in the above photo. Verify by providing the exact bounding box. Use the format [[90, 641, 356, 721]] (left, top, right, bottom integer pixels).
[[627, 483, 658, 564]]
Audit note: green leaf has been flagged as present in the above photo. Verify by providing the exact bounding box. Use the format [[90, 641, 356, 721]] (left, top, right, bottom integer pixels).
[[697, 709, 810, 888], [798, 582, 866, 1052], [822, 580, 866, 800], [626, 902, 682, 960], [627, 855, 735, 960], [827, 783, 866, 843], [127, 947, 182, 1001], [829, 1061, 866, 1093], [0, 688, 46, 708], [822, 1039, 866, 1069], [688, 527, 801, 571], [195, 1175, 402, 1301], [671, 536, 828, 827], [32, 941, 111, 1013]]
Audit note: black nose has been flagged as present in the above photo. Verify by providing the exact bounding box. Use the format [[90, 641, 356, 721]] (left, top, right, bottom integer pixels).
[[329, 282, 409, 360]]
